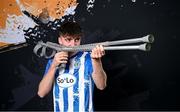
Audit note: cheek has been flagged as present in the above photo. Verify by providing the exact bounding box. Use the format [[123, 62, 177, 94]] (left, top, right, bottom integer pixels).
[[60, 39, 68, 45], [64, 41, 70, 46]]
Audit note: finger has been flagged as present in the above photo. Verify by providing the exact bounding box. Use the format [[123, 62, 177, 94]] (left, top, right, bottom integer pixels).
[[56, 58, 68, 64], [59, 60, 68, 64], [61, 55, 68, 59], [95, 46, 100, 58], [59, 54, 68, 58], [57, 52, 68, 57], [100, 45, 105, 56], [97, 46, 101, 57], [97, 45, 103, 57], [56, 53, 68, 59], [62, 53, 68, 57], [58, 57, 68, 62], [91, 48, 97, 58]]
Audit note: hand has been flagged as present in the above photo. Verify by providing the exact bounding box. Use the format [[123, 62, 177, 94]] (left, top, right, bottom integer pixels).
[[91, 45, 105, 59], [52, 51, 68, 67]]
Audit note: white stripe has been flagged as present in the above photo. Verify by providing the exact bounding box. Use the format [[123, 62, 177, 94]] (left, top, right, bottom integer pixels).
[[59, 68, 65, 112], [89, 77, 93, 112], [53, 85, 56, 111], [67, 58, 76, 112], [59, 88, 64, 111], [79, 52, 87, 111], [53, 67, 65, 112]]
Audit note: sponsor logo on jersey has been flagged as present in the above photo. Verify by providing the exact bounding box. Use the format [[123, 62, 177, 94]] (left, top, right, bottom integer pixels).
[[57, 73, 77, 88]]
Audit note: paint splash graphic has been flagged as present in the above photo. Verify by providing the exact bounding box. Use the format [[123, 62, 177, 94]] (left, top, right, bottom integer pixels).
[[0, 0, 78, 44], [131, 0, 136, 3], [0, 0, 97, 45], [87, 0, 95, 13], [0, 14, 35, 43]]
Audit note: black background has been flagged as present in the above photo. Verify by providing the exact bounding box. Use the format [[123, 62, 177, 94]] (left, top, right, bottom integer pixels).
[[0, 0, 180, 111]]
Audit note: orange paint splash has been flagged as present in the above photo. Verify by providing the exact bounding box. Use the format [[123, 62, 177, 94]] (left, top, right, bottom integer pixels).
[[0, 0, 77, 28]]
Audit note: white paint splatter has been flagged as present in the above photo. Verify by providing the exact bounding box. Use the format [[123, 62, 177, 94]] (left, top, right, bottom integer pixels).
[[149, 2, 155, 5], [0, 0, 32, 44], [132, 0, 136, 2], [64, 5, 77, 16], [87, 0, 95, 12], [0, 1, 78, 44], [16, 0, 25, 11], [0, 14, 36, 43]]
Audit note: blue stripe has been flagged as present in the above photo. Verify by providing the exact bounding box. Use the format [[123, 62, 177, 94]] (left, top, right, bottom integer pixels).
[[44, 59, 52, 75], [85, 52, 95, 111], [63, 62, 70, 111], [55, 82, 60, 99], [73, 66, 79, 112], [63, 89, 68, 111], [64, 61, 70, 73], [84, 83, 89, 111], [84, 52, 93, 80], [84, 53, 92, 111], [55, 68, 60, 99], [73, 52, 83, 111], [73, 96, 79, 111], [55, 100, 60, 112], [84, 53, 89, 110]]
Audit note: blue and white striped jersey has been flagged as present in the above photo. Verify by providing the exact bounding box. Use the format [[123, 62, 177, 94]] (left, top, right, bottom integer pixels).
[[44, 51, 94, 112]]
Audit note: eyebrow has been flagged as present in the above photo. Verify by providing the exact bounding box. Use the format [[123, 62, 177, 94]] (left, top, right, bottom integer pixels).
[[63, 36, 80, 39]]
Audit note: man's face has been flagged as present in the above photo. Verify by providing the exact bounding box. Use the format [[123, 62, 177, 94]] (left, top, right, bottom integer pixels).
[[58, 34, 81, 47]]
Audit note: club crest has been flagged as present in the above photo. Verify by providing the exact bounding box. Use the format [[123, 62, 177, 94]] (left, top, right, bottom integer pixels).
[[74, 59, 81, 69]]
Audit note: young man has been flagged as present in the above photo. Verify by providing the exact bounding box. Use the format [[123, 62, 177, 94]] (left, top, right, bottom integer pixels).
[[37, 22, 107, 112]]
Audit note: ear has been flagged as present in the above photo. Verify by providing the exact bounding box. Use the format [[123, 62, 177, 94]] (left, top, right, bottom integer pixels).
[[58, 36, 62, 44]]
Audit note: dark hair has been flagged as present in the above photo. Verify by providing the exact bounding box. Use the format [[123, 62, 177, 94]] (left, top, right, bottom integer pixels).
[[59, 21, 82, 36]]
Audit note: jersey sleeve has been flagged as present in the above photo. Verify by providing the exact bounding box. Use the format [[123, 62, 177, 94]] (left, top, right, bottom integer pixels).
[[44, 59, 53, 76], [85, 52, 93, 76]]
